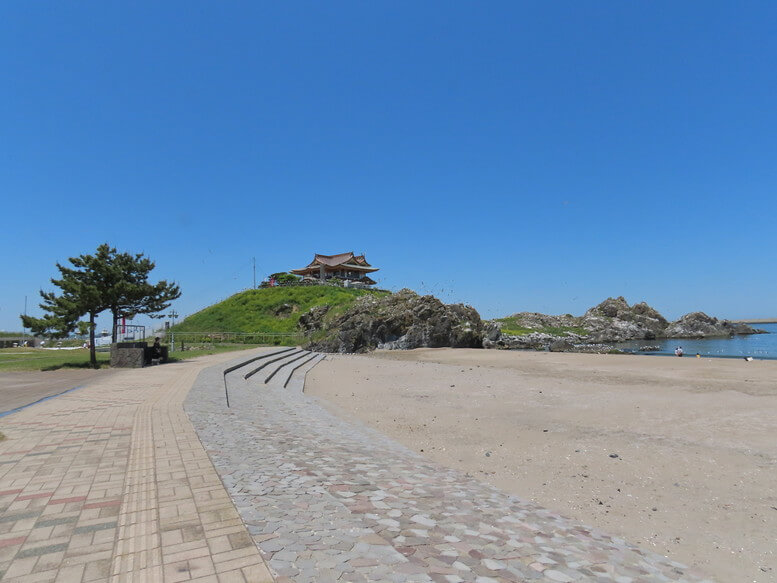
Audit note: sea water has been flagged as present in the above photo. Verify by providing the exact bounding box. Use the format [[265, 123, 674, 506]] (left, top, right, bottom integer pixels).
[[613, 322, 777, 359]]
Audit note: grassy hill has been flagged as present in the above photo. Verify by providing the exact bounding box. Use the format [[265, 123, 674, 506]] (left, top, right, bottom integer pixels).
[[173, 286, 390, 335]]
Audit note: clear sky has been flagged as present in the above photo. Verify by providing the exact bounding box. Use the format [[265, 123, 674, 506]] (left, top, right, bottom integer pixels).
[[2, 1, 776, 333]]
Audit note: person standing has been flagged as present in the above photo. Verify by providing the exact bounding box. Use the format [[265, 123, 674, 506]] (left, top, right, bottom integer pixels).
[[152, 337, 162, 359]]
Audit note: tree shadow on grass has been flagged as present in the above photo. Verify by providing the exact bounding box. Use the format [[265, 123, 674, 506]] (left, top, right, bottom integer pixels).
[[41, 362, 105, 372]]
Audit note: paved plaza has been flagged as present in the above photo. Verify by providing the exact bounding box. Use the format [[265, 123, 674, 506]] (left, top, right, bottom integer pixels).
[[0, 347, 716, 582], [0, 352, 273, 582]]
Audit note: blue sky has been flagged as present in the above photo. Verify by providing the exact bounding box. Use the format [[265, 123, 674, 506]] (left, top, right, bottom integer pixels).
[[2, 1, 776, 333]]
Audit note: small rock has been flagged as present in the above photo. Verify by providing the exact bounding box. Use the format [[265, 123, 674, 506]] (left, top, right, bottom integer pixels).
[[544, 569, 574, 582], [485, 451, 491, 457], [609, 453, 619, 458]]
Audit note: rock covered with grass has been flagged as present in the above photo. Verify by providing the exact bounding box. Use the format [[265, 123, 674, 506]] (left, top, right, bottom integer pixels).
[[487, 296, 763, 351], [302, 289, 484, 353]]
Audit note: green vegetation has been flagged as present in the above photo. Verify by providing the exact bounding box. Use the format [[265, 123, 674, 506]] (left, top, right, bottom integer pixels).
[[22, 244, 180, 368], [0, 348, 110, 371], [173, 286, 389, 337], [0, 332, 24, 338], [167, 343, 263, 361], [0, 343, 264, 371], [266, 272, 300, 285], [495, 316, 589, 337]]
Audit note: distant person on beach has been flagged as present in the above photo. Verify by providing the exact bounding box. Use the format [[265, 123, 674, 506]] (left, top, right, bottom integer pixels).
[[675, 346, 684, 357]]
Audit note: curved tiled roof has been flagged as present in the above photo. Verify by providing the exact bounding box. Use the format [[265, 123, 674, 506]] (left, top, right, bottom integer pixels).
[[313, 252, 359, 267], [290, 252, 379, 275]]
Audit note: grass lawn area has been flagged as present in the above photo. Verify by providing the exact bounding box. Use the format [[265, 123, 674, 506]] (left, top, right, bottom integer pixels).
[[167, 343, 268, 361], [0, 348, 111, 371], [0, 344, 277, 371]]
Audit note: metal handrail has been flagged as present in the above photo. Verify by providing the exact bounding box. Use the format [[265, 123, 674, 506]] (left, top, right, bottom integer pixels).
[[222, 347, 295, 407], [244, 349, 303, 380], [264, 351, 310, 384], [282, 353, 321, 389]]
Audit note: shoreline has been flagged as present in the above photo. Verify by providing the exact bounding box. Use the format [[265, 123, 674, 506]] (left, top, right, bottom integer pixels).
[[306, 348, 777, 583]]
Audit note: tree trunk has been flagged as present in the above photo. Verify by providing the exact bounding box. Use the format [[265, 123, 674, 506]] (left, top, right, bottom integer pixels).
[[89, 312, 97, 368], [111, 310, 118, 343]]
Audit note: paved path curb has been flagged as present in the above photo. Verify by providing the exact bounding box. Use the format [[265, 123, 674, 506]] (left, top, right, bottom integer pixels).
[[187, 356, 714, 583], [0, 352, 275, 583]]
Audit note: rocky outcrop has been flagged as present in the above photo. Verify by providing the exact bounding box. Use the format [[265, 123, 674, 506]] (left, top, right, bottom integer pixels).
[[582, 297, 668, 342], [507, 312, 579, 329], [485, 297, 763, 351], [300, 290, 763, 354], [664, 312, 759, 338], [302, 289, 484, 353]]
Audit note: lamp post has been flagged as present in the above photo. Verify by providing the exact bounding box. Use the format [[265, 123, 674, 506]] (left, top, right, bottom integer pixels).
[[169, 310, 178, 352]]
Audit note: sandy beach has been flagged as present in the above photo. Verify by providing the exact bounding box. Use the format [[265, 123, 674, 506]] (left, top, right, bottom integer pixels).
[[306, 349, 777, 583]]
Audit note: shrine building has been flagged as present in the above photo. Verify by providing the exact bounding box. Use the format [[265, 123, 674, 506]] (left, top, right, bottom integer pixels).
[[290, 252, 379, 285]]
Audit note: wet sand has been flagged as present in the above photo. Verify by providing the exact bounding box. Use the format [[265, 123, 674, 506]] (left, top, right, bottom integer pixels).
[[305, 349, 777, 583]]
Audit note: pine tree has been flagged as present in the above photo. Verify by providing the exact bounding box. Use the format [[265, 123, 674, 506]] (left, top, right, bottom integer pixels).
[[22, 245, 115, 367], [21, 244, 181, 368], [107, 251, 181, 342]]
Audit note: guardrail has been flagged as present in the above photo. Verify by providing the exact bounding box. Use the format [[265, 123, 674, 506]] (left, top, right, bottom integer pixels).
[[165, 331, 304, 347]]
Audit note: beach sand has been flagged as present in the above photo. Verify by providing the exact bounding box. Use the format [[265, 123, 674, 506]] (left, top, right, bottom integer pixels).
[[305, 348, 777, 583]]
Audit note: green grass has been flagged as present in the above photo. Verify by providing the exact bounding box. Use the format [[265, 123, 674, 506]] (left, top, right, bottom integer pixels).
[[0, 348, 111, 371], [173, 286, 390, 336], [0, 344, 269, 371], [495, 317, 589, 337], [167, 343, 265, 361]]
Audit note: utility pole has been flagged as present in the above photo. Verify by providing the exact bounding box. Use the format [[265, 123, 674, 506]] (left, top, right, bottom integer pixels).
[[253, 257, 256, 289], [22, 295, 27, 347], [169, 310, 178, 351]]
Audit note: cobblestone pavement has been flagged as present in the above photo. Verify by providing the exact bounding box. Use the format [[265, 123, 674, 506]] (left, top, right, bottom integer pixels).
[[0, 352, 274, 583], [186, 352, 715, 583]]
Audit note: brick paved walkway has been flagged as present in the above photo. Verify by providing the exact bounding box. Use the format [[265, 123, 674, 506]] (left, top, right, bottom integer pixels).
[[0, 351, 274, 583]]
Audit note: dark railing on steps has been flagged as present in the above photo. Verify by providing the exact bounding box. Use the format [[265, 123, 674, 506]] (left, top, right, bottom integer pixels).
[[282, 353, 322, 389], [222, 347, 295, 407], [243, 349, 304, 380], [264, 351, 310, 384]]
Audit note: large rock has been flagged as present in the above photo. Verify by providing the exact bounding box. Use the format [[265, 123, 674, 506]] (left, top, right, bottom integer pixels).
[[492, 297, 669, 344], [486, 296, 763, 352], [582, 296, 668, 342], [665, 312, 761, 338], [303, 289, 484, 353]]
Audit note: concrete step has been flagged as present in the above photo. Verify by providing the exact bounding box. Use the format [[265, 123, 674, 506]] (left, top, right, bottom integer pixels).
[[264, 350, 312, 384], [284, 353, 326, 393], [243, 348, 304, 381]]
